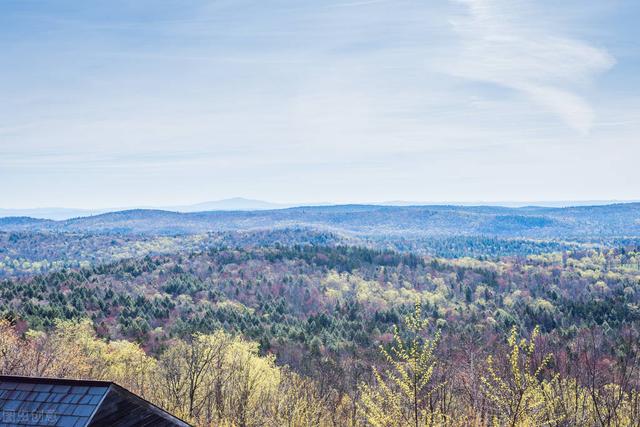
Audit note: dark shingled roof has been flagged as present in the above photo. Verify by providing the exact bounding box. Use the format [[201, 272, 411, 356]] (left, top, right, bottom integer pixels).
[[0, 376, 191, 427]]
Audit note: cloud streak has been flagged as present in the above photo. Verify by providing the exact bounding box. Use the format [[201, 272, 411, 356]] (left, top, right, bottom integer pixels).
[[448, 0, 615, 134], [1, 0, 637, 207]]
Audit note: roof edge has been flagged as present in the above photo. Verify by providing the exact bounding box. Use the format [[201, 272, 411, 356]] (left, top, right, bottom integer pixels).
[[85, 383, 112, 426], [0, 375, 113, 387], [0, 375, 192, 426], [106, 383, 192, 426]]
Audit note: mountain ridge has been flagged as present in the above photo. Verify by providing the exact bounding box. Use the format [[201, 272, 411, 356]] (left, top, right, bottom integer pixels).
[[3, 199, 639, 220], [1, 202, 639, 239]]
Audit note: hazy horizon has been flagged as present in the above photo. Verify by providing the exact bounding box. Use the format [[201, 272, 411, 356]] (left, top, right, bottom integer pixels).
[[2, 197, 639, 215]]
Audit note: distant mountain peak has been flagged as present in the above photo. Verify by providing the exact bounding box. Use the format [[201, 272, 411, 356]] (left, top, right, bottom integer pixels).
[[170, 198, 287, 212]]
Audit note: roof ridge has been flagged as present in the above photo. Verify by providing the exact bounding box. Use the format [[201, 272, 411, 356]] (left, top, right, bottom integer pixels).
[[0, 375, 113, 387]]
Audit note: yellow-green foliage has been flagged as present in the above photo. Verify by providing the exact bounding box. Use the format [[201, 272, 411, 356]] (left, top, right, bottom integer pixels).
[[480, 326, 561, 426], [359, 301, 445, 427], [1, 316, 639, 426], [323, 272, 447, 312], [0, 319, 334, 427]]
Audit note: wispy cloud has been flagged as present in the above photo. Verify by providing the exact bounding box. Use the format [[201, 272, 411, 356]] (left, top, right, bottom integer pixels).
[[447, 0, 615, 134], [1, 0, 637, 207]]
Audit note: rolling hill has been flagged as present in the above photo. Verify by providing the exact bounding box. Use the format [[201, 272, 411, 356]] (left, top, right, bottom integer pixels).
[[1, 203, 639, 239]]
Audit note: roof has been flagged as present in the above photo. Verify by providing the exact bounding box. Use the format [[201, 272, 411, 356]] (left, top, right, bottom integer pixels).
[[0, 376, 191, 427]]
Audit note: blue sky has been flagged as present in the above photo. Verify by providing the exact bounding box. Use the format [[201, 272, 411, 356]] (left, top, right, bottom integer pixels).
[[1, 0, 639, 208]]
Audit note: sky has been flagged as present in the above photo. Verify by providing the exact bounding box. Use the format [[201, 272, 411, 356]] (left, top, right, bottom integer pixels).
[[1, 0, 639, 209]]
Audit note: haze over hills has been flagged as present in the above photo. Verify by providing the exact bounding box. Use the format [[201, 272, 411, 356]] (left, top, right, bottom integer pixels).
[[167, 197, 288, 212], [0, 198, 289, 220], [0, 207, 108, 221], [2, 202, 640, 240], [379, 200, 640, 208], [2, 198, 638, 220]]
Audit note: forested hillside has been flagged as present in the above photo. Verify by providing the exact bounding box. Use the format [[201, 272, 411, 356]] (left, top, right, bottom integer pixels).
[[2, 229, 611, 277], [2, 203, 640, 237], [1, 234, 640, 425], [1, 205, 640, 425]]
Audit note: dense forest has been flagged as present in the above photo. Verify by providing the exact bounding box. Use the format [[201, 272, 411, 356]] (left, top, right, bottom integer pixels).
[[4, 228, 639, 277], [0, 226, 639, 425]]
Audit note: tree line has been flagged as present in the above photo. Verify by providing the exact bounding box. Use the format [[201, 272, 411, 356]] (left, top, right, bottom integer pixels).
[[1, 302, 639, 426]]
